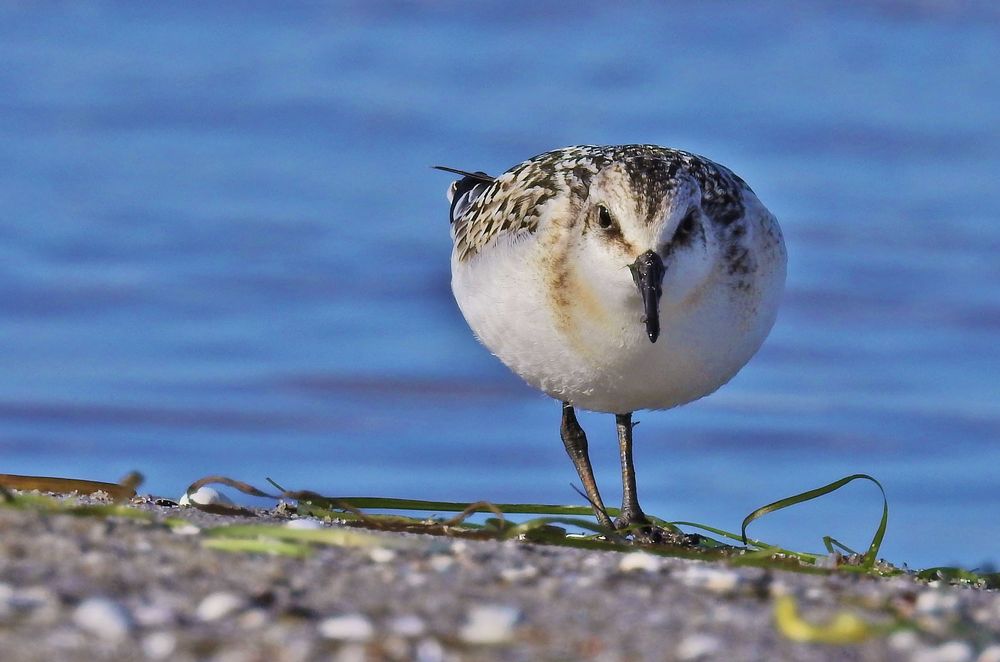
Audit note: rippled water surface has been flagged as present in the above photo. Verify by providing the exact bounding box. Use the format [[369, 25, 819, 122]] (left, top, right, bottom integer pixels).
[[2, 2, 998, 568]]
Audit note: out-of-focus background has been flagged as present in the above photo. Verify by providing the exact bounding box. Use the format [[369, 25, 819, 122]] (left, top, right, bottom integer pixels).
[[2, 2, 998, 569]]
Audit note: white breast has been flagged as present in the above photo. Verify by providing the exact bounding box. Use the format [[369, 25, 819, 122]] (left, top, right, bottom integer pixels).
[[451, 211, 786, 415]]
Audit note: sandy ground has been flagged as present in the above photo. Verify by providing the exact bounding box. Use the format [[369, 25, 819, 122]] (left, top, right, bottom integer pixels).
[[1, 492, 998, 662]]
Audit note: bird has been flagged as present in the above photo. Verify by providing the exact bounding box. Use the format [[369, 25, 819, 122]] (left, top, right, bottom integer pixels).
[[436, 145, 786, 541]]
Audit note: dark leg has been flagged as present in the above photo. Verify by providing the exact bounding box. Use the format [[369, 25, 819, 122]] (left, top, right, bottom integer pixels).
[[560, 403, 614, 529], [614, 412, 650, 530], [614, 414, 692, 545]]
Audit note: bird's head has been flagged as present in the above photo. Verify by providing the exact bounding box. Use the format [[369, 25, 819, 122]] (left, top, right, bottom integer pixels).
[[572, 160, 724, 343]]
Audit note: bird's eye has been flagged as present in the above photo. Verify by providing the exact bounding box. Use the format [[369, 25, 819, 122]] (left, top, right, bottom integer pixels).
[[597, 205, 615, 230], [674, 209, 698, 242]]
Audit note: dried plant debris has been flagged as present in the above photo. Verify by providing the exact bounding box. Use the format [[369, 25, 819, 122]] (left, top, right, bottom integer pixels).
[[0, 472, 139, 502]]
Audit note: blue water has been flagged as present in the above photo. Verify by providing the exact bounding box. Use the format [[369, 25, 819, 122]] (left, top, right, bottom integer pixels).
[[2, 2, 998, 569]]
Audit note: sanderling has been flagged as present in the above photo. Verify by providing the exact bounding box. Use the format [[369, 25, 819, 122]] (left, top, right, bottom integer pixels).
[[436, 145, 786, 538]]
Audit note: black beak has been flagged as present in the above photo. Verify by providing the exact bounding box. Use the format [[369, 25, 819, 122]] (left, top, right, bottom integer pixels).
[[628, 250, 666, 343]]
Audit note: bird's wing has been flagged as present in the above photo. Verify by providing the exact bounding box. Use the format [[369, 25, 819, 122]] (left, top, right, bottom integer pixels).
[[441, 146, 611, 262]]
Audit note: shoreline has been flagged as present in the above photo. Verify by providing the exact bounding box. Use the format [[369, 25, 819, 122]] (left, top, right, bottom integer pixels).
[[1, 491, 998, 661]]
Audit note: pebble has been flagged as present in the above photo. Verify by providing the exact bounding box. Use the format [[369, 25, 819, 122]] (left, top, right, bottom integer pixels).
[[318, 613, 375, 642], [389, 614, 427, 637], [912, 641, 973, 662], [73, 597, 132, 642], [195, 592, 245, 622], [381, 636, 411, 660], [459, 604, 520, 645], [9, 585, 53, 610], [804, 586, 825, 601], [132, 603, 176, 627], [815, 553, 843, 569], [369, 547, 396, 563], [888, 630, 921, 651], [238, 608, 270, 629], [768, 580, 791, 597], [916, 591, 961, 616], [500, 565, 539, 582], [972, 606, 994, 625], [285, 518, 323, 529], [171, 523, 201, 536], [11, 586, 60, 625], [916, 592, 962, 635], [428, 554, 455, 573], [676, 633, 721, 660], [405, 573, 428, 587], [178, 487, 234, 507], [678, 565, 741, 594], [979, 646, 1000, 662], [415, 638, 445, 662], [142, 632, 177, 660], [618, 552, 662, 573]]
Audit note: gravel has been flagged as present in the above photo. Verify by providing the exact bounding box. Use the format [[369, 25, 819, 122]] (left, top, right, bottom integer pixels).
[[1, 492, 998, 661]]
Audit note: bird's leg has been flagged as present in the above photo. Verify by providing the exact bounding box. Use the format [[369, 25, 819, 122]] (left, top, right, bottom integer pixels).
[[614, 412, 650, 531], [614, 414, 696, 546], [560, 403, 614, 530]]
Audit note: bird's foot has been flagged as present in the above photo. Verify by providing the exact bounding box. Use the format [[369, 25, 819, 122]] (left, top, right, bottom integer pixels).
[[614, 513, 699, 547], [613, 512, 663, 543]]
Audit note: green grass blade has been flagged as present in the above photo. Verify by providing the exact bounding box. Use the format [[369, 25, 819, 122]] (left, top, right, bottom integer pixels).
[[203, 538, 313, 557], [498, 516, 619, 541], [294, 494, 611, 517], [740, 474, 888, 571], [823, 536, 858, 556], [204, 524, 412, 548], [732, 546, 821, 566], [0, 492, 155, 522], [66, 504, 154, 520], [670, 520, 774, 548], [917, 567, 1000, 588]]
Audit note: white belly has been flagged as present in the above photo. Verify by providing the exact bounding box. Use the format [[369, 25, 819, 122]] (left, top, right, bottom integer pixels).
[[452, 232, 785, 414]]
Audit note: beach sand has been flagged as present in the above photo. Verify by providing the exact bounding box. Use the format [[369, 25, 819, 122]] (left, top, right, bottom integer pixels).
[[1, 492, 997, 661]]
